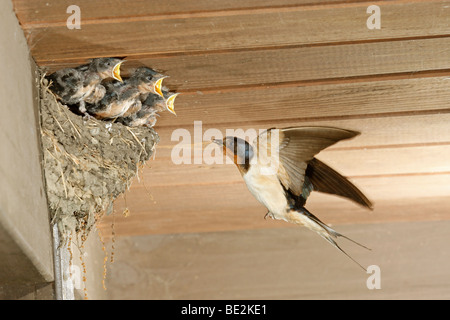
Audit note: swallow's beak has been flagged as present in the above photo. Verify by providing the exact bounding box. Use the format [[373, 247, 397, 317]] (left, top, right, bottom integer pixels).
[[212, 139, 223, 146], [165, 93, 179, 116], [112, 60, 125, 82], [154, 76, 168, 97]]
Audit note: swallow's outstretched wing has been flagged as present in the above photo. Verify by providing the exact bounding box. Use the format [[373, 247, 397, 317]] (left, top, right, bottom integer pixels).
[[304, 158, 373, 209], [254, 126, 359, 196]]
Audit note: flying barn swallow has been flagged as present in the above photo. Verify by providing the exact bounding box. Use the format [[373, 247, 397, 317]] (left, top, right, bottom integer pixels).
[[47, 57, 124, 114], [213, 126, 373, 270], [86, 67, 167, 120], [118, 91, 178, 127]]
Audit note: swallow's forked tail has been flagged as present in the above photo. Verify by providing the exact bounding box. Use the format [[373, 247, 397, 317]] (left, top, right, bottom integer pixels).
[[286, 207, 370, 271]]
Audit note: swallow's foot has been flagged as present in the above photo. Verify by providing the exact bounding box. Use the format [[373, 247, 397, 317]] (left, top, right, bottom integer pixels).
[[264, 211, 274, 220]]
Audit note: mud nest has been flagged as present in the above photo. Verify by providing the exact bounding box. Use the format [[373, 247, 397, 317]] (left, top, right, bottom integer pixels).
[[39, 75, 159, 243]]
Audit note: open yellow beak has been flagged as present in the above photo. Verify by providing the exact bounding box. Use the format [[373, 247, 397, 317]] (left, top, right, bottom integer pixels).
[[154, 76, 168, 97], [112, 61, 125, 82], [165, 93, 179, 116]]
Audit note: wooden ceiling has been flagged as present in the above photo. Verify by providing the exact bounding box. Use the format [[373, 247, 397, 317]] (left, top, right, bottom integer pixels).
[[13, 0, 450, 237]]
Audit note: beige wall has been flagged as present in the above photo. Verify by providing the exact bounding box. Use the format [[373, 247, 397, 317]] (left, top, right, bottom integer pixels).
[[107, 221, 450, 299], [0, 0, 53, 293]]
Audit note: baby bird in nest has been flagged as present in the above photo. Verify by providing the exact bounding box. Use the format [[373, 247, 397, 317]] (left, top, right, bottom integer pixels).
[[47, 57, 125, 115], [118, 90, 179, 127], [86, 67, 167, 120]]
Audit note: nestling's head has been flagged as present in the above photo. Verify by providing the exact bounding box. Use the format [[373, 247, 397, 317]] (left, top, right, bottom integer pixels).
[[92, 57, 125, 82], [132, 67, 168, 96]]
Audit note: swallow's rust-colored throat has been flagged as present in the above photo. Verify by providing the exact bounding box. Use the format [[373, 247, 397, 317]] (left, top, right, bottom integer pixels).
[[223, 144, 250, 175]]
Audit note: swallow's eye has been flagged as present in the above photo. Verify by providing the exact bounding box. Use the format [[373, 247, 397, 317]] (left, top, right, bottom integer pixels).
[[147, 76, 153, 81]]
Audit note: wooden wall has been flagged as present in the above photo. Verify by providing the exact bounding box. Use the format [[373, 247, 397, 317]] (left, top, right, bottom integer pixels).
[[13, 0, 450, 238]]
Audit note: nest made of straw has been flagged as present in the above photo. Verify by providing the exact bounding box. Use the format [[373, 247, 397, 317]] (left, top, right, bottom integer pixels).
[[39, 75, 159, 244]]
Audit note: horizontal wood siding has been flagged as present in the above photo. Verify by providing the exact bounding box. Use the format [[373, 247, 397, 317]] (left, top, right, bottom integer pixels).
[[13, 0, 450, 236]]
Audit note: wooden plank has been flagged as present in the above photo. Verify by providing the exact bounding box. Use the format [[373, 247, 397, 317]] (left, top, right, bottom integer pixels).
[[97, 174, 450, 236], [42, 38, 450, 90], [13, 0, 370, 25], [105, 220, 450, 299], [25, 1, 450, 64], [140, 144, 450, 187], [153, 113, 450, 150], [144, 77, 450, 129], [115, 174, 450, 216], [318, 145, 450, 177]]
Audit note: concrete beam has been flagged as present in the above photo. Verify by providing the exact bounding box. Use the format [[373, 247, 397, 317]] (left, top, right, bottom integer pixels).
[[0, 0, 53, 298]]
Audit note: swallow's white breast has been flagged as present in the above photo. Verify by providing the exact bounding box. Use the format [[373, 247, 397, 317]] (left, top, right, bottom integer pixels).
[[243, 164, 288, 220]]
